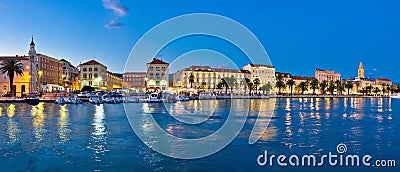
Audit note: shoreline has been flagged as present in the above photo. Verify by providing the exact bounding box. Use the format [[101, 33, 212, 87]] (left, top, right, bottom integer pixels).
[[0, 95, 393, 103]]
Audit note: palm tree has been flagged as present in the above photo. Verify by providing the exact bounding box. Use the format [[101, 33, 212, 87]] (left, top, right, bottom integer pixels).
[[286, 79, 295, 95], [381, 84, 387, 96], [374, 87, 380, 95], [275, 73, 285, 95], [225, 76, 237, 95], [243, 78, 251, 95], [253, 78, 261, 94], [397, 85, 400, 94], [247, 82, 254, 96], [355, 82, 360, 94], [310, 79, 319, 95], [216, 82, 223, 89], [220, 78, 229, 95], [335, 80, 344, 95], [390, 85, 396, 95], [298, 81, 308, 95], [345, 81, 354, 95], [188, 73, 195, 88], [327, 81, 336, 95], [366, 85, 373, 95], [276, 80, 285, 95], [320, 80, 328, 95], [386, 84, 391, 96], [261, 83, 272, 95], [0, 58, 25, 96]]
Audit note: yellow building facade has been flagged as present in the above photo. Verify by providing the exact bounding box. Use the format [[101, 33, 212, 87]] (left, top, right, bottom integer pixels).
[[173, 66, 251, 89], [243, 64, 276, 86]]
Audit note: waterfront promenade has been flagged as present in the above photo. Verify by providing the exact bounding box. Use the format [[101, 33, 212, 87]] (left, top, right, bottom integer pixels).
[[0, 94, 392, 103]]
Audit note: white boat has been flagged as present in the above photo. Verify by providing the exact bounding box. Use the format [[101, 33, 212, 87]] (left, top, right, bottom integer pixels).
[[89, 96, 102, 104], [139, 93, 162, 103], [390, 94, 400, 99], [67, 96, 82, 104], [175, 95, 190, 101], [55, 97, 66, 104]]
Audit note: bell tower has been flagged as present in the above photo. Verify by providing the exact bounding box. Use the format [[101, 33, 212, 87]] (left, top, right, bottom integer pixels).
[[28, 36, 39, 92], [358, 61, 365, 79]]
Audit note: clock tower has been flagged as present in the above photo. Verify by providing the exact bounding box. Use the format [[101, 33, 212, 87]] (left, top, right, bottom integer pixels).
[[358, 61, 365, 79], [28, 37, 39, 92]]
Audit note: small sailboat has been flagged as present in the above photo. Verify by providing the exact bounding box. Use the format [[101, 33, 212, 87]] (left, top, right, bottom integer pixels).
[[25, 92, 40, 105]]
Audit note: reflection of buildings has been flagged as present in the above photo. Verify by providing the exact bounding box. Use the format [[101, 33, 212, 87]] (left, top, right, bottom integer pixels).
[[146, 58, 169, 91], [315, 68, 341, 82], [90, 104, 108, 161], [173, 65, 251, 89]]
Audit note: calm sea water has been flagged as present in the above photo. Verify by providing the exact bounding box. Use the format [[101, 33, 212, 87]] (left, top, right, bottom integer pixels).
[[0, 98, 399, 172]]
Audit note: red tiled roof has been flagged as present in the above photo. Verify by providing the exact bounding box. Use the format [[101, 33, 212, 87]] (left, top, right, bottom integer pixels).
[[292, 76, 315, 80], [148, 58, 168, 64], [376, 78, 392, 82], [81, 60, 104, 66], [276, 72, 292, 78], [240, 70, 251, 74], [214, 68, 243, 73], [0, 56, 29, 61], [247, 64, 275, 68], [181, 65, 245, 73]]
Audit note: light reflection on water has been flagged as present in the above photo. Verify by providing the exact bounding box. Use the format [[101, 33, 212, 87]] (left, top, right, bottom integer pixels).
[[89, 104, 109, 162], [0, 98, 398, 171]]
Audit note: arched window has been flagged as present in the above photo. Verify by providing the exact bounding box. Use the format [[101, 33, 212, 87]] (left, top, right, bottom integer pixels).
[[83, 68, 87, 72]]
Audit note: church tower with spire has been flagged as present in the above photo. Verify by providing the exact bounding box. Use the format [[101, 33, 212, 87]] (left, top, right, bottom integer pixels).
[[28, 36, 39, 92], [358, 61, 365, 79]]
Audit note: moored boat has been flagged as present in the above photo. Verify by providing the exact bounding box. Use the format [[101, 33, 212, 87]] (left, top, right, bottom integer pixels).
[[25, 92, 40, 105], [390, 94, 400, 99]]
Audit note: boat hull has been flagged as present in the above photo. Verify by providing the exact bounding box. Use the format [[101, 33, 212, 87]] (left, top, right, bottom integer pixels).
[[25, 98, 40, 105]]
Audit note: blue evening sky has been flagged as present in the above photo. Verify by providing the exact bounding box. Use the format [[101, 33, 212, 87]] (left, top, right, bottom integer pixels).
[[0, 0, 399, 82]]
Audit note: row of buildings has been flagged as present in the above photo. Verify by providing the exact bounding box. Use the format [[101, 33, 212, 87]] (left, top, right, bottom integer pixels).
[[121, 58, 277, 93], [0, 38, 123, 97], [2, 38, 395, 97], [122, 58, 395, 95]]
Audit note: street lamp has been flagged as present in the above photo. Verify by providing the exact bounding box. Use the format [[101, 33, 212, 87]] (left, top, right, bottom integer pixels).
[[38, 70, 43, 92], [144, 77, 148, 92]]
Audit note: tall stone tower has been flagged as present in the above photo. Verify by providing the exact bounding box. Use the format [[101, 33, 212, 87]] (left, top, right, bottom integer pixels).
[[358, 61, 365, 79], [28, 37, 39, 92]]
